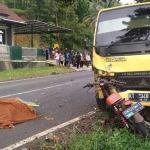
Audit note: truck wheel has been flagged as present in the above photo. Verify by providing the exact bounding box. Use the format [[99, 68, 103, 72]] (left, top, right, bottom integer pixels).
[[135, 122, 148, 138], [96, 94, 107, 111]]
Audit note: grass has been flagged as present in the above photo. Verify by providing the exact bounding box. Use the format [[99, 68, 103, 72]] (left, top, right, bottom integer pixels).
[[56, 128, 150, 150], [35, 112, 150, 150], [0, 66, 75, 82]]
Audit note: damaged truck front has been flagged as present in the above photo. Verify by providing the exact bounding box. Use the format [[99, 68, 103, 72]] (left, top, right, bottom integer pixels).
[[93, 2, 150, 118]]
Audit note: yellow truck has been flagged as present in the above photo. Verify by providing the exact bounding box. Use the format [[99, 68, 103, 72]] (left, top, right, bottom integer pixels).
[[93, 2, 150, 112]]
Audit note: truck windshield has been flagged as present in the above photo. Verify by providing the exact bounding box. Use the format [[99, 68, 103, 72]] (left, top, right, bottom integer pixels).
[[96, 4, 150, 46]]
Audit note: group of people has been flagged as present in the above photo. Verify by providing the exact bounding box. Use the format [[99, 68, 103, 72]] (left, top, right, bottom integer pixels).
[[44, 47, 92, 68], [72, 51, 91, 68], [44, 46, 58, 60]]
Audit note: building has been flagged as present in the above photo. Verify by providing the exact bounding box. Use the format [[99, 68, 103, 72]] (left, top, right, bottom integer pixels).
[[0, 4, 73, 48], [0, 4, 24, 46]]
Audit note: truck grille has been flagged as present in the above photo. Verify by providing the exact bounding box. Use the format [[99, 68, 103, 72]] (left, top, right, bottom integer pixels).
[[115, 73, 150, 89]]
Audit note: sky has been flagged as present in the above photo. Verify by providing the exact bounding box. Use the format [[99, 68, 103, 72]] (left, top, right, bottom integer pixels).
[[120, 0, 135, 4]]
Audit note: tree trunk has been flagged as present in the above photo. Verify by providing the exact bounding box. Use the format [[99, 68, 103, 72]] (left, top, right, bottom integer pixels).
[[55, 12, 60, 46]]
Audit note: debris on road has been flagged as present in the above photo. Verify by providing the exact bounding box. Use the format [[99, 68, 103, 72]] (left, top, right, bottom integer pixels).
[[45, 117, 54, 121], [59, 104, 63, 107]]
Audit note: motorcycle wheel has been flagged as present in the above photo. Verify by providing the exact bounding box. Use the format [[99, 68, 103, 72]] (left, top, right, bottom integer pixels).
[[96, 94, 107, 111], [135, 122, 148, 138], [127, 120, 139, 134]]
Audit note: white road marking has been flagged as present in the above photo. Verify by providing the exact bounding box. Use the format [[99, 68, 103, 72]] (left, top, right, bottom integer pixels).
[[1, 81, 78, 98], [2, 111, 96, 150]]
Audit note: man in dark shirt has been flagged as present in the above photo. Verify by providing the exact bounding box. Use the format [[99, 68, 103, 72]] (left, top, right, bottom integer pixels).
[[76, 52, 81, 69], [45, 47, 49, 60], [49, 46, 53, 59]]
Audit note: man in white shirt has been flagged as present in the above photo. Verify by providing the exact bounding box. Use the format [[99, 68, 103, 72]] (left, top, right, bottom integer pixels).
[[86, 53, 91, 67], [55, 51, 60, 66]]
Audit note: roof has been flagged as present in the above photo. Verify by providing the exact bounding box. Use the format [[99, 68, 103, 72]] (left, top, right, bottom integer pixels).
[[14, 20, 74, 34], [0, 4, 73, 34], [0, 4, 23, 22]]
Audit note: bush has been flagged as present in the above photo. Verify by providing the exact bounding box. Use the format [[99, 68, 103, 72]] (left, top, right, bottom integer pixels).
[[57, 128, 150, 150]]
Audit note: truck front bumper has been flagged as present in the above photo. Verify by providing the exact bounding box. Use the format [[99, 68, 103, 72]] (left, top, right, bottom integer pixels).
[[119, 90, 150, 106]]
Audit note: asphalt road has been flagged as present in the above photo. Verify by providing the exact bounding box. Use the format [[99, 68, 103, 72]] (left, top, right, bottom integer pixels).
[[0, 71, 97, 149]]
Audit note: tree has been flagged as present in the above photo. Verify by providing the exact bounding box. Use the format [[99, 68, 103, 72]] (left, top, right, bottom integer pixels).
[[4, 0, 93, 50], [135, 0, 150, 2], [26, 0, 46, 20], [0, 0, 5, 4], [49, 3, 93, 50], [83, 0, 121, 30], [75, 0, 89, 22]]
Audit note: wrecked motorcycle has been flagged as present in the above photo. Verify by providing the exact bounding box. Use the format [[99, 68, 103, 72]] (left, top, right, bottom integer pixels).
[[83, 79, 148, 137]]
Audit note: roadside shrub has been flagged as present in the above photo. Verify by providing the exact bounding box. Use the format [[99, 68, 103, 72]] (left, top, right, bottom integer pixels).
[[57, 128, 150, 150]]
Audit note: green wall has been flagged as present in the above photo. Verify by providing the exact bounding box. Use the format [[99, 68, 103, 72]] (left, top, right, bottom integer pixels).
[[10, 46, 22, 60]]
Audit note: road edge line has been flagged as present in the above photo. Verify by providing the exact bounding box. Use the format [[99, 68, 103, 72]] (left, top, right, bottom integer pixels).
[[2, 111, 96, 150]]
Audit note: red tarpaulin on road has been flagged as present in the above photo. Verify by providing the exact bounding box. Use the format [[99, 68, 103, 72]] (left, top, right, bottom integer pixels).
[[0, 98, 42, 129]]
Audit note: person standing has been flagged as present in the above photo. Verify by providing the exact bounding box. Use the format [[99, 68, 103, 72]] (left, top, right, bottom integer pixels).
[[49, 46, 53, 59], [60, 53, 64, 66], [70, 50, 74, 66], [80, 52, 84, 67], [45, 47, 49, 60], [86, 53, 91, 67], [65, 51, 70, 67], [72, 53, 77, 67], [55, 51, 60, 66], [64, 48, 67, 66], [76, 52, 81, 69]]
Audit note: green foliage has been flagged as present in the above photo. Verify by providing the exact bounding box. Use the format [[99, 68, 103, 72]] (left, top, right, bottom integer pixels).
[[38, 2, 93, 50], [56, 0, 75, 4], [4, 0, 120, 50], [83, 0, 121, 30], [57, 128, 150, 150], [0, 0, 4, 3], [75, 0, 89, 22], [135, 0, 150, 2], [10, 9, 27, 15], [26, 0, 47, 20], [3, 0, 29, 9], [57, 5, 93, 50]]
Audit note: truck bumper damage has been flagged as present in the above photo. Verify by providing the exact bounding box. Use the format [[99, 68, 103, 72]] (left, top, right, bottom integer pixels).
[[119, 90, 150, 106]]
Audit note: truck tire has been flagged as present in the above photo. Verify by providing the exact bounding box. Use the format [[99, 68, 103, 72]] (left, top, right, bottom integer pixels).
[[96, 94, 107, 111], [135, 122, 148, 138]]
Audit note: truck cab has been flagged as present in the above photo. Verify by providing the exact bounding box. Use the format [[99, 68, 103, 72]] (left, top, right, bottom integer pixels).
[[93, 2, 150, 107]]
